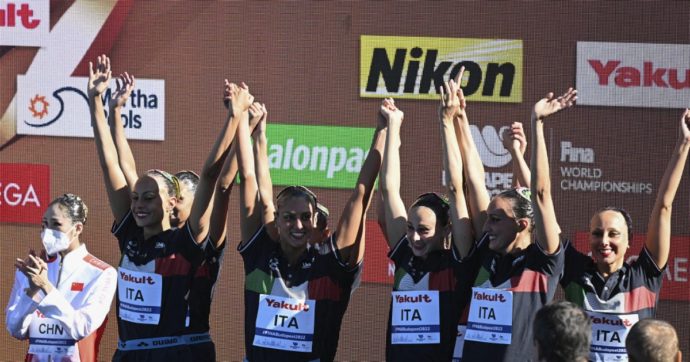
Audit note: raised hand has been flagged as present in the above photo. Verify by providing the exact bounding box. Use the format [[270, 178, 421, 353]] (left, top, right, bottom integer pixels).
[[87, 55, 112, 98], [439, 69, 462, 120], [255, 103, 267, 134], [229, 82, 254, 115], [108, 72, 135, 110], [502, 122, 527, 155], [379, 98, 403, 125], [532, 87, 577, 120], [680, 109, 690, 143], [454, 66, 468, 119], [223, 79, 232, 110], [249, 102, 265, 131]]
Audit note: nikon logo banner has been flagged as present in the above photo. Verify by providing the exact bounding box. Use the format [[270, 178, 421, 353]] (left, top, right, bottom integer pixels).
[[266, 124, 374, 189], [360, 35, 523, 102]]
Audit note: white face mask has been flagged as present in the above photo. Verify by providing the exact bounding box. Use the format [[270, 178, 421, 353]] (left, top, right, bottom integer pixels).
[[41, 225, 76, 256]]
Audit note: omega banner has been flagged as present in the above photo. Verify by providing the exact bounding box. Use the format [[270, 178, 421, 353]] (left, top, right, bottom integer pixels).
[[0, 2, 688, 360]]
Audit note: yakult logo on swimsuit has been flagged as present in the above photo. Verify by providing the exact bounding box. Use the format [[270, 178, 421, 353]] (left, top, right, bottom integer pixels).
[[17, 75, 165, 140], [0, 1, 49, 47], [577, 42, 690, 108], [266, 124, 375, 189], [119, 271, 156, 285], [394, 294, 433, 303], [473, 290, 507, 303], [264, 298, 310, 312], [589, 315, 634, 328], [360, 35, 523, 102], [0, 163, 49, 225]]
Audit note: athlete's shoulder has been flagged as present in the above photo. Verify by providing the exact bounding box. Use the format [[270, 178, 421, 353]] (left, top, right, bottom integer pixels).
[[83, 254, 113, 271]]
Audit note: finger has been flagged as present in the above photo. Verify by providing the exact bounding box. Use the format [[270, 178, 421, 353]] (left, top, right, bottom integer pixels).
[[454, 66, 465, 85], [28, 254, 41, 266], [448, 79, 455, 92], [105, 56, 111, 72], [439, 85, 446, 106], [88, 62, 94, 77]]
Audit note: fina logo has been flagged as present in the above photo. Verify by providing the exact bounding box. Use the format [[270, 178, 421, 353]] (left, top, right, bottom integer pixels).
[[470, 125, 512, 168], [25, 87, 88, 128]]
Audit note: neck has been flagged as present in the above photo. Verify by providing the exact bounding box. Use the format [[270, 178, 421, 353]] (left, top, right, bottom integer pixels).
[[143, 223, 167, 240], [596, 260, 624, 278], [504, 233, 531, 255], [280, 242, 307, 266]]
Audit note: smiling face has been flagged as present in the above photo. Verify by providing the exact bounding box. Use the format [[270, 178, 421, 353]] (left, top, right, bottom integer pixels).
[[275, 195, 317, 253], [131, 175, 175, 230], [483, 196, 523, 254], [406, 205, 446, 258], [589, 210, 629, 274]]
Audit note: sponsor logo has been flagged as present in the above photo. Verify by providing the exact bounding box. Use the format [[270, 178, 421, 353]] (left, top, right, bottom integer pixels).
[[471, 125, 512, 168], [119, 271, 156, 285], [577, 42, 690, 108], [0, 163, 49, 225], [266, 124, 374, 189], [360, 35, 522, 102], [264, 298, 310, 312], [589, 315, 634, 327], [559, 140, 652, 194], [0, 1, 49, 47], [0, 1, 126, 148], [17, 75, 165, 140], [394, 294, 433, 303], [472, 291, 507, 303]]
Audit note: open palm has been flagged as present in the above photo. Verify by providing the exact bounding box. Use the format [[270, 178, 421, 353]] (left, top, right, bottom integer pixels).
[[87, 55, 112, 98], [533, 88, 577, 120]]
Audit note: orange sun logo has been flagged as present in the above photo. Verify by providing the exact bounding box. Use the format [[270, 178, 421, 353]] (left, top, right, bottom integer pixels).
[[29, 94, 49, 119]]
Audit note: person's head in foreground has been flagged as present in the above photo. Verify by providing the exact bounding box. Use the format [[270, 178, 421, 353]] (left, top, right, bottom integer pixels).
[[626, 319, 682, 362], [533, 301, 591, 362]]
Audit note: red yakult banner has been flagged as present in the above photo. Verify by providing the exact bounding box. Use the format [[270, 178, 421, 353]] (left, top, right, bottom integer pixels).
[[574, 232, 690, 302], [0, 163, 50, 224]]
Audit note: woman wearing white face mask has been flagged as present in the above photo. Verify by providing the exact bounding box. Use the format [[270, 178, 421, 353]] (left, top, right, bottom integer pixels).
[[6, 193, 117, 362]]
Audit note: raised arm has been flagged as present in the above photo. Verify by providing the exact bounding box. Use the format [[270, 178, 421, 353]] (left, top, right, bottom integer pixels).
[[645, 109, 690, 268], [378, 98, 407, 248], [452, 67, 490, 237], [232, 84, 259, 244], [88, 55, 129, 224], [108, 72, 139, 191], [334, 103, 388, 266], [502, 122, 531, 188], [531, 88, 577, 255], [252, 104, 278, 240], [439, 78, 474, 257], [209, 99, 263, 246], [188, 80, 247, 244]]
